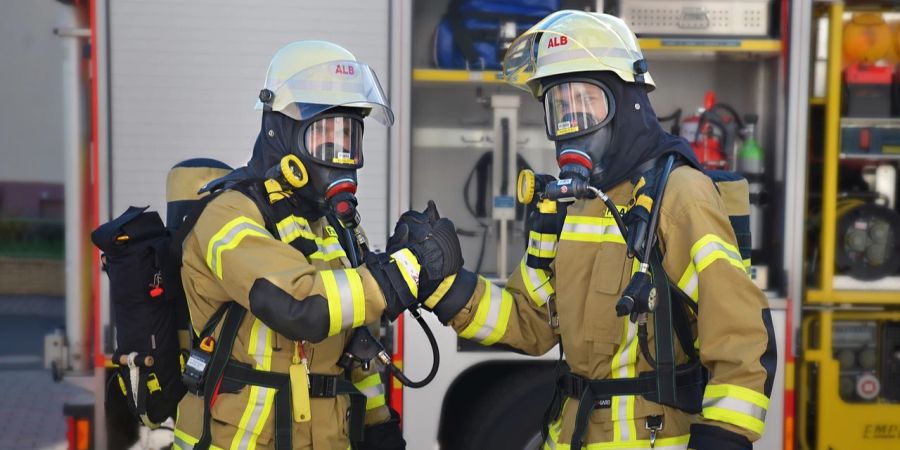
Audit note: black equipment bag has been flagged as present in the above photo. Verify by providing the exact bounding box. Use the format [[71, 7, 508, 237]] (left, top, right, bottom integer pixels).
[[91, 206, 185, 427]]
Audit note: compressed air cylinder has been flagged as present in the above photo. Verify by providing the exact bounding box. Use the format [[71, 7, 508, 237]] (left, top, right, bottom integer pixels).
[[738, 118, 764, 251]]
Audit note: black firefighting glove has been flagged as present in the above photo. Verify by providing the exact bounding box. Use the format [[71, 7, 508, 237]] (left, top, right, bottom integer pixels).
[[386, 200, 441, 253], [623, 172, 656, 259], [525, 199, 567, 270], [365, 251, 415, 321], [687, 424, 752, 450], [359, 407, 406, 450], [387, 201, 464, 298], [371, 202, 465, 320]]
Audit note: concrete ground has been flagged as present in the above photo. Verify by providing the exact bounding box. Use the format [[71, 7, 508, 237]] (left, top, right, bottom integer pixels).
[[0, 295, 92, 450]]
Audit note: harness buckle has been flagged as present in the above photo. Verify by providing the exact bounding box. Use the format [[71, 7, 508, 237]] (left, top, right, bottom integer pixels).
[[645, 415, 663, 448], [310, 375, 338, 397]]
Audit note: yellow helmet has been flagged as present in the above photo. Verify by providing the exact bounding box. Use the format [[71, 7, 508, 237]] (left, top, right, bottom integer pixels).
[[502, 10, 654, 98], [255, 41, 394, 126]]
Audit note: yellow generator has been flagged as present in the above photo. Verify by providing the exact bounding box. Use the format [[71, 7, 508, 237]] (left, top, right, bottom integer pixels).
[[799, 311, 900, 449]]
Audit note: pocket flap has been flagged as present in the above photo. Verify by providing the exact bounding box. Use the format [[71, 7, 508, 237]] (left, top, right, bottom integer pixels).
[[210, 389, 274, 445]]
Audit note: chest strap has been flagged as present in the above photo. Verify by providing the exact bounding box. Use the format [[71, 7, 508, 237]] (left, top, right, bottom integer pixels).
[[221, 362, 367, 446], [194, 303, 366, 450]]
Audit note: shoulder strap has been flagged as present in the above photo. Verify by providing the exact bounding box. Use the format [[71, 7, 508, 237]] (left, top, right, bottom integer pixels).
[[195, 302, 247, 450], [649, 247, 676, 406]]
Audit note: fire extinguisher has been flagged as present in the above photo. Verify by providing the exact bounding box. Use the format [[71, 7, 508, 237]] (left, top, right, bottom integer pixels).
[[680, 91, 745, 170]]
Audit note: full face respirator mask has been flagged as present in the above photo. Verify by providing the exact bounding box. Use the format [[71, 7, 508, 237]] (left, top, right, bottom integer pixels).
[[538, 78, 616, 202], [266, 110, 366, 227]]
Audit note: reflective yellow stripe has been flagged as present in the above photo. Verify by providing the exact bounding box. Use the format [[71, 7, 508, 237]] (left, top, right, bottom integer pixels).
[[545, 411, 689, 450], [424, 274, 456, 309], [519, 258, 554, 307], [322, 271, 343, 336], [544, 398, 567, 450], [310, 236, 347, 261], [528, 230, 558, 258], [347, 270, 365, 328], [611, 316, 639, 441], [275, 215, 315, 243], [391, 249, 420, 298], [743, 258, 752, 270], [676, 234, 746, 302], [546, 435, 690, 450], [321, 269, 365, 336], [459, 278, 512, 345], [560, 215, 624, 244], [702, 384, 769, 435], [206, 216, 271, 279], [174, 428, 226, 450], [231, 319, 275, 450], [354, 374, 386, 411]]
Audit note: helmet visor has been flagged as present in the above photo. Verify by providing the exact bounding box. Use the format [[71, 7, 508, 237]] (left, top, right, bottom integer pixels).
[[501, 10, 647, 95], [257, 60, 394, 126], [304, 115, 364, 168], [543, 81, 611, 140]]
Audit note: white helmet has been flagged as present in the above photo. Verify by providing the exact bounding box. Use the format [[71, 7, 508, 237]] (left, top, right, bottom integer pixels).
[[255, 41, 394, 126], [502, 10, 654, 98]]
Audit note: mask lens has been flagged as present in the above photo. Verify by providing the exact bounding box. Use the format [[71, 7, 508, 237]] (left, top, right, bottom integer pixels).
[[304, 116, 363, 167], [543, 82, 610, 139]]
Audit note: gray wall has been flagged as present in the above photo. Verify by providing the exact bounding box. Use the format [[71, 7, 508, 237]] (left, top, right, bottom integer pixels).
[[0, 0, 73, 183], [107, 0, 393, 247]]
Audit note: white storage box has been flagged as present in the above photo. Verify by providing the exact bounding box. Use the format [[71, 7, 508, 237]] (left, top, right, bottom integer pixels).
[[620, 0, 773, 37]]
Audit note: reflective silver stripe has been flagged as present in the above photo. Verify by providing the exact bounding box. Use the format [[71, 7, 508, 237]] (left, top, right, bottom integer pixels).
[[282, 77, 367, 92], [334, 270, 356, 329], [474, 284, 504, 342], [524, 264, 553, 306], [561, 222, 622, 236], [235, 321, 273, 450], [319, 238, 345, 255], [537, 46, 641, 66], [208, 221, 270, 277], [703, 396, 768, 423], [682, 273, 699, 299], [360, 383, 385, 399], [615, 319, 638, 441], [277, 217, 313, 242], [694, 241, 742, 267], [545, 436, 556, 450], [529, 235, 558, 253], [173, 432, 194, 450], [237, 387, 271, 449]]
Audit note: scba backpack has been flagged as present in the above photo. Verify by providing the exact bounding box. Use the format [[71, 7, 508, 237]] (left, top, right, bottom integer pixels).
[[434, 0, 559, 70], [91, 158, 233, 428]]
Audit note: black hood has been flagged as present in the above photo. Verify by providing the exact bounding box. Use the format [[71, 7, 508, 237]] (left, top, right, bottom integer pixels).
[[246, 110, 361, 214], [572, 72, 699, 190], [247, 111, 301, 178]]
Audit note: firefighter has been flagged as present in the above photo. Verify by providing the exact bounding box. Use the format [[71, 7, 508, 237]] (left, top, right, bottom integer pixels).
[[394, 11, 777, 450], [174, 41, 461, 450]]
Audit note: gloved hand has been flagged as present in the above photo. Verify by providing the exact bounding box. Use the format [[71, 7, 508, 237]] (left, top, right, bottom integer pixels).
[[358, 408, 406, 450], [386, 200, 441, 253], [365, 251, 414, 321], [623, 172, 656, 259], [525, 198, 567, 270], [687, 424, 752, 450], [387, 201, 464, 299], [368, 201, 465, 320]]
